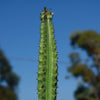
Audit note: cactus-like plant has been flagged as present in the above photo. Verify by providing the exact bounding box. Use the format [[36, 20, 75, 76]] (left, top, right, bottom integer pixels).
[[37, 7, 58, 100]]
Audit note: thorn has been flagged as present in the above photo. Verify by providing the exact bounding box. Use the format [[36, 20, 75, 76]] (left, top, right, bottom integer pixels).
[[44, 55, 46, 58], [43, 77, 45, 81], [44, 7, 46, 11], [44, 49, 46, 52], [44, 60, 46, 64], [44, 44, 47, 46], [55, 69, 58, 73], [42, 96, 45, 99], [55, 76, 57, 80], [55, 91, 57, 94], [44, 71, 46, 74], [42, 84, 45, 88], [54, 83, 57, 86]]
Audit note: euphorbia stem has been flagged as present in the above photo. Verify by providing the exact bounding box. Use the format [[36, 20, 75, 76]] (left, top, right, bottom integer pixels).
[[37, 7, 58, 100]]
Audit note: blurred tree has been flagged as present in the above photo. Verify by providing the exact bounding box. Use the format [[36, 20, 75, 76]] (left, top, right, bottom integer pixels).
[[66, 30, 100, 100], [0, 49, 19, 100]]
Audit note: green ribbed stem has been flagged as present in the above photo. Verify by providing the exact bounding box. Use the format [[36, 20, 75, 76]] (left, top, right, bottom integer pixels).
[[37, 7, 58, 100]]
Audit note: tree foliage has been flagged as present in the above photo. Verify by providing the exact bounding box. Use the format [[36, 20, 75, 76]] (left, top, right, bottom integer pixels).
[[67, 30, 100, 100], [0, 49, 19, 100]]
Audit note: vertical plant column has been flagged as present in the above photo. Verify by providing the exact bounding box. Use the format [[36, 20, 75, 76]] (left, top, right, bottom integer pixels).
[[37, 7, 58, 100]]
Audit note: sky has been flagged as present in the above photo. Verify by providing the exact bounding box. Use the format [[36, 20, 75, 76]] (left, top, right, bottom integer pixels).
[[0, 0, 100, 100]]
